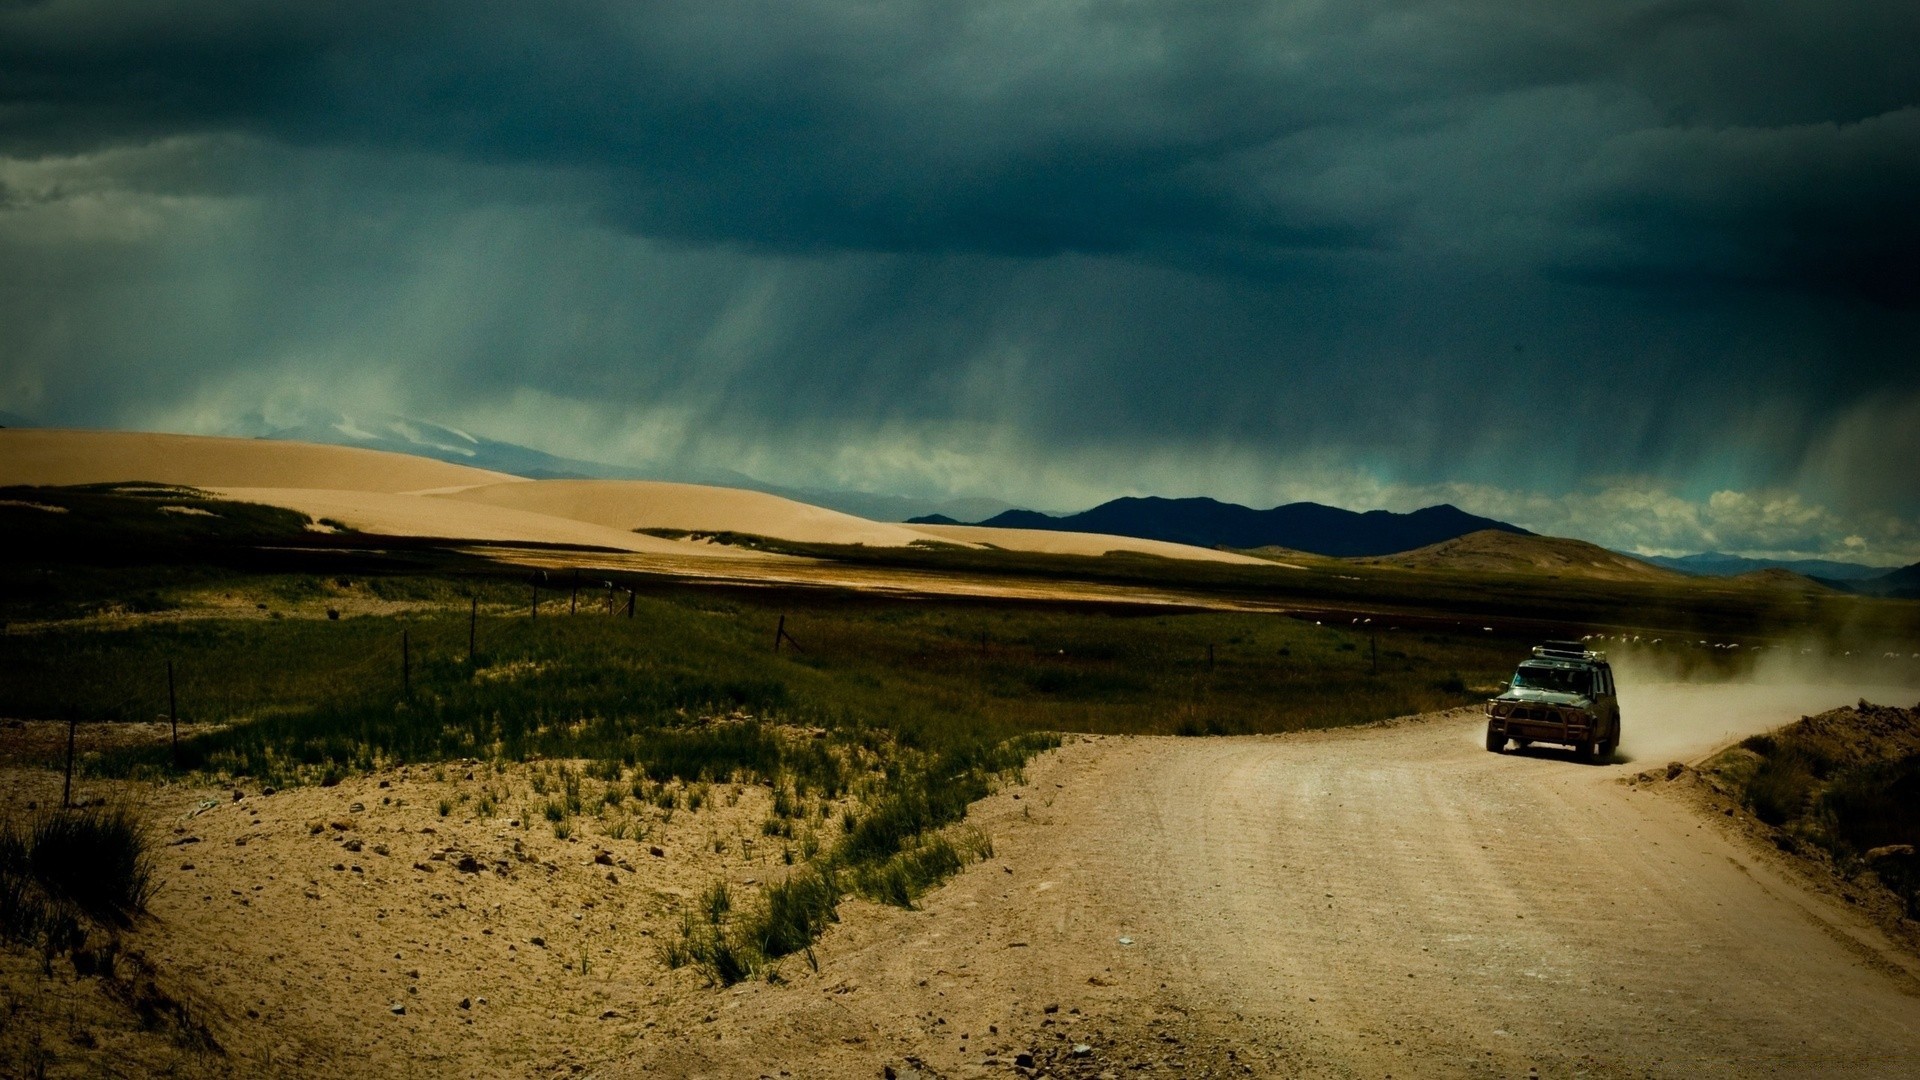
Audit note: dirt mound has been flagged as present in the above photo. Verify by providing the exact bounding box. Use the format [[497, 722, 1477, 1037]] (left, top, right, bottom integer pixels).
[[1739, 700, 1920, 773]]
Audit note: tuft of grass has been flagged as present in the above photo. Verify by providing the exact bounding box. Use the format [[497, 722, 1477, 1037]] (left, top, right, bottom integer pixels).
[[701, 879, 731, 924], [739, 866, 840, 961], [18, 808, 157, 923], [2, 806, 157, 967], [849, 828, 993, 909]]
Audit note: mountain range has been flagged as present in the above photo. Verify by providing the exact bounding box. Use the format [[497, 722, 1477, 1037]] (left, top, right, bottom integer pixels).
[[916, 496, 1530, 558], [1634, 551, 1898, 581], [9, 408, 1917, 584]]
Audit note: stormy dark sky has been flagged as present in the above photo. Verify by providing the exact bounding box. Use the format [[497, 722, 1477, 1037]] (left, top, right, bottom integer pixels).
[[2, 1, 1916, 561]]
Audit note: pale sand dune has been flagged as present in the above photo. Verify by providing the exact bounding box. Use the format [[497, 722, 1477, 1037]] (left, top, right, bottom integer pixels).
[[438, 479, 964, 549], [910, 523, 1276, 566], [4, 429, 1269, 565], [208, 487, 759, 558], [0, 429, 515, 492]]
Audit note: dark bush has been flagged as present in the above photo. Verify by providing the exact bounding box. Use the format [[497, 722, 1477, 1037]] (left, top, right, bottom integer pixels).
[[1745, 749, 1817, 827], [26, 807, 157, 922], [1820, 755, 1920, 854]]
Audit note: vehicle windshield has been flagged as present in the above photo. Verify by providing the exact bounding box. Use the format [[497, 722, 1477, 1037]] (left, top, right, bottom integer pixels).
[[1510, 664, 1592, 697]]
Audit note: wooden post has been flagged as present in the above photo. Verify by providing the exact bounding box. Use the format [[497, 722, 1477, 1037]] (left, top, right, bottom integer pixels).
[[626, 589, 635, 619], [403, 629, 411, 697], [167, 658, 179, 766], [62, 715, 77, 809], [530, 579, 538, 619], [774, 615, 786, 654], [605, 581, 614, 615], [570, 571, 579, 615], [469, 597, 477, 664]]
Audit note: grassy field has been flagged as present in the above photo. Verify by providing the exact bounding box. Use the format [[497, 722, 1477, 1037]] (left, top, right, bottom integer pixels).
[[636, 526, 1920, 645], [1, 563, 1517, 981]]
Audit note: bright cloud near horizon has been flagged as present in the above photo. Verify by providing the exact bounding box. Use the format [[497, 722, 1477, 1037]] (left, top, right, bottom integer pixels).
[[2, 2, 1916, 564]]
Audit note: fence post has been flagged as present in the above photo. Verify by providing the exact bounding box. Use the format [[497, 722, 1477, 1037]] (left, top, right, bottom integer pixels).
[[570, 571, 579, 615], [403, 629, 411, 697], [605, 581, 614, 615], [774, 614, 785, 654], [530, 579, 538, 619], [626, 589, 635, 619], [62, 715, 77, 809], [1370, 632, 1377, 675], [168, 658, 179, 766]]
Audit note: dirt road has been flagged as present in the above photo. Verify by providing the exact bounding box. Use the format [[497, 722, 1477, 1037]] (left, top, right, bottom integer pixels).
[[652, 680, 1920, 1079]]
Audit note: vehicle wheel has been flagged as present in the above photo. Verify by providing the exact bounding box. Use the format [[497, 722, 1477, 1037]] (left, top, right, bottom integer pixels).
[[1576, 741, 1598, 763], [1514, 738, 1533, 749], [1485, 728, 1506, 753], [1598, 739, 1616, 760]]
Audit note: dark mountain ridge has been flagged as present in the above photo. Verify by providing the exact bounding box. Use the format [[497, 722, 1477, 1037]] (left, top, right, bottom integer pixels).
[[1636, 550, 1898, 581], [1838, 561, 1920, 600], [921, 496, 1530, 558]]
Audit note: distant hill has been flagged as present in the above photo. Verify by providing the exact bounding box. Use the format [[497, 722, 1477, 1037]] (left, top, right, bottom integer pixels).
[[1843, 561, 1920, 600], [963, 496, 1529, 558], [1726, 567, 1833, 591], [1636, 551, 1897, 581], [1354, 530, 1677, 580]]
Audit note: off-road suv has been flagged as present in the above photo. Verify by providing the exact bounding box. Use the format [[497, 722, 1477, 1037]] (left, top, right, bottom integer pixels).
[[1485, 641, 1620, 761]]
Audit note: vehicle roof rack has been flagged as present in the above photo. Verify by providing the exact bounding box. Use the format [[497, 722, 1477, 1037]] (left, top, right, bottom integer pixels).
[[1533, 641, 1594, 661]]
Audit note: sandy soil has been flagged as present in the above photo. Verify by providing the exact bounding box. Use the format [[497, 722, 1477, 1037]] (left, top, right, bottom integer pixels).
[[207, 487, 763, 559], [437, 480, 965, 551], [10, 680, 1919, 1078], [910, 524, 1275, 567], [628, 682, 1920, 1079], [0, 429, 514, 491]]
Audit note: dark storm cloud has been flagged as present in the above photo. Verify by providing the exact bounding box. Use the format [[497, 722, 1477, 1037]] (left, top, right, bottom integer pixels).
[[6, 2, 1912, 275], [1, 1, 1917, 556]]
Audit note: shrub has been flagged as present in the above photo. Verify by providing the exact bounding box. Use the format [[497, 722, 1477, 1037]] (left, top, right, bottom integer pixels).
[[1745, 749, 1817, 826], [23, 807, 157, 922], [1, 807, 156, 964]]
